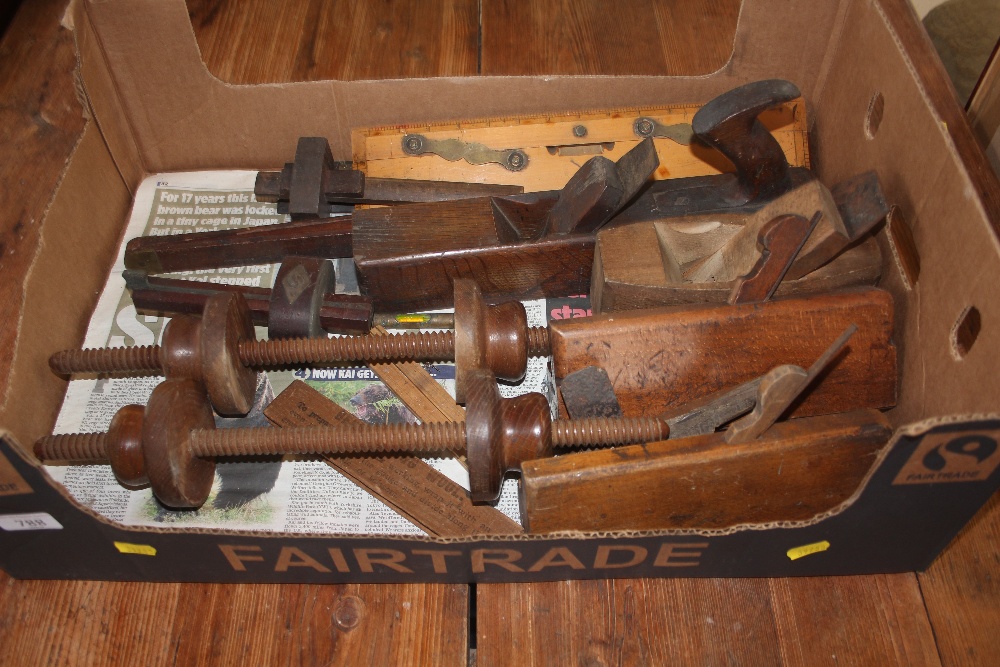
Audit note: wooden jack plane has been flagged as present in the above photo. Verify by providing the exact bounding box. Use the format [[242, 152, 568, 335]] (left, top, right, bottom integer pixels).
[[125, 79, 857, 311]]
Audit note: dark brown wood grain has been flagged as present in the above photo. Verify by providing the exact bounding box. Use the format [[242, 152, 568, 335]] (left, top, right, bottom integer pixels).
[[188, 0, 479, 82], [480, 0, 740, 76], [0, 576, 469, 664], [353, 194, 595, 310], [728, 214, 814, 304], [124, 216, 353, 274], [919, 494, 1000, 665], [5, 0, 1000, 663], [127, 269, 375, 336]]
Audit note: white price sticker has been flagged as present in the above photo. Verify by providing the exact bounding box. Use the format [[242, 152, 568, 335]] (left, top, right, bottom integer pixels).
[[0, 512, 63, 531]]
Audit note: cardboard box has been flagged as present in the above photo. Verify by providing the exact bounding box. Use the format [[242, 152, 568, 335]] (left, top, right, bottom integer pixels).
[[0, 0, 998, 583]]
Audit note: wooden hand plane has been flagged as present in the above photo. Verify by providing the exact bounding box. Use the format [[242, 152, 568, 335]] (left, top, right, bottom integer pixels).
[[592, 172, 890, 311], [124, 136, 660, 306], [125, 79, 819, 310]]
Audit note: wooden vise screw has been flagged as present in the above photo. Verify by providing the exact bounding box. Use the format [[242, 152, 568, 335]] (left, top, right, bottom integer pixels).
[[36, 373, 669, 507], [49, 280, 549, 412]]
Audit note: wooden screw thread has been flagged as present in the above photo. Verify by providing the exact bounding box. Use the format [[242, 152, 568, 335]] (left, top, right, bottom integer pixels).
[[35, 432, 109, 462], [552, 417, 669, 448], [49, 346, 163, 375], [188, 422, 467, 457], [35, 417, 666, 464], [237, 331, 456, 367], [526, 327, 550, 357]]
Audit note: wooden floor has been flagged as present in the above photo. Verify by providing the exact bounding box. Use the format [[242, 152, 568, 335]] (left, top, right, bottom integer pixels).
[[0, 0, 998, 664]]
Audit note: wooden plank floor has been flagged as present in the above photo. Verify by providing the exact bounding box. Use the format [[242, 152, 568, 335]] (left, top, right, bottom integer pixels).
[[0, 0, 996, 664]]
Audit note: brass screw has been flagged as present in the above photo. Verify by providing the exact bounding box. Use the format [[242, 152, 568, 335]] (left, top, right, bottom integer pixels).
[[402, 135, 424, 153], [506, 151, 527, 171], [634, 117, 655, 137]]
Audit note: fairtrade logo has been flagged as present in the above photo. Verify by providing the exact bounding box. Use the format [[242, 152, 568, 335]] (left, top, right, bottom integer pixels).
[[894, 429, 1000, 485], [922, 436, 997, 471]]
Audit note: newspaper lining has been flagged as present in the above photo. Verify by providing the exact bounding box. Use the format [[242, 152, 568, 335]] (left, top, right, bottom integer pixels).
[[47, 170, 554, 535]]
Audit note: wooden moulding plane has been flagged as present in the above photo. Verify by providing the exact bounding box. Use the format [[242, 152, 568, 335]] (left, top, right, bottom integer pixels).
[[124, 80, 840, 311], [525, 326, 894, 533], [520, 408, 892, 533], [549, 286, 898, 420], [591, 172, 890, 311]]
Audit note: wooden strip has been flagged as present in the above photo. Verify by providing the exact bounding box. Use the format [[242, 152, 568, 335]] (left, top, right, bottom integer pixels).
[[521, 410, 891, 533], [188, 0, 479, 83], [368, 325, 466, 423], [265, 381, 521, 536], [478, 574, 939, 666], [918, 494, 1000, 664], [0, 572, 468, 665], [368, 361, 467, 424]]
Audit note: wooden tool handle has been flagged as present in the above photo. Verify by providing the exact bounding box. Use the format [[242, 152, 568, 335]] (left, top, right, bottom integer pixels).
[[728, 212, 817, 304], [692, 79, 799, 203]]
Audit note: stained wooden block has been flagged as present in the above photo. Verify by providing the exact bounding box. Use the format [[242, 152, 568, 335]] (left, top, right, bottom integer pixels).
[[353, 193, 595, 311], [550, 287, 897, 419], [520, 409, 892, 533]]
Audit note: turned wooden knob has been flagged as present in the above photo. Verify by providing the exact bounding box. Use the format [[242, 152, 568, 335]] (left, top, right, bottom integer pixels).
[[453, 279, 529, 404], [160, 293, 258, 416], [142, 378, 218, 509], [106, 404, 148, 487], [465, 368, 552, 503]]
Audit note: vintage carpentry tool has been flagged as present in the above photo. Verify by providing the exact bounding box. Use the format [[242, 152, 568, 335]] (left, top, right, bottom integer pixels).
[[353, 80, 816, 310], [353, 88, 808, 192], [126, 268, 456, 335], [54, 282, 896, 422], [518, 408, 892, 533], [560, 326, 856, 439], [254, 136, 525, 219], [605, 79, 812, 227], [126, 258, 373, 337], [122, 137, 657, 282], [550, 287, 897, 420], [591, 171, 889, 312], [49, 281, 548, 411], [727, 212, 821, 304], [36, 372, 669, 507], [125, 80, 817, 310], [266, 380, 523, 537], [724, 324, 856, 442], [560, 363, 761, 437]]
